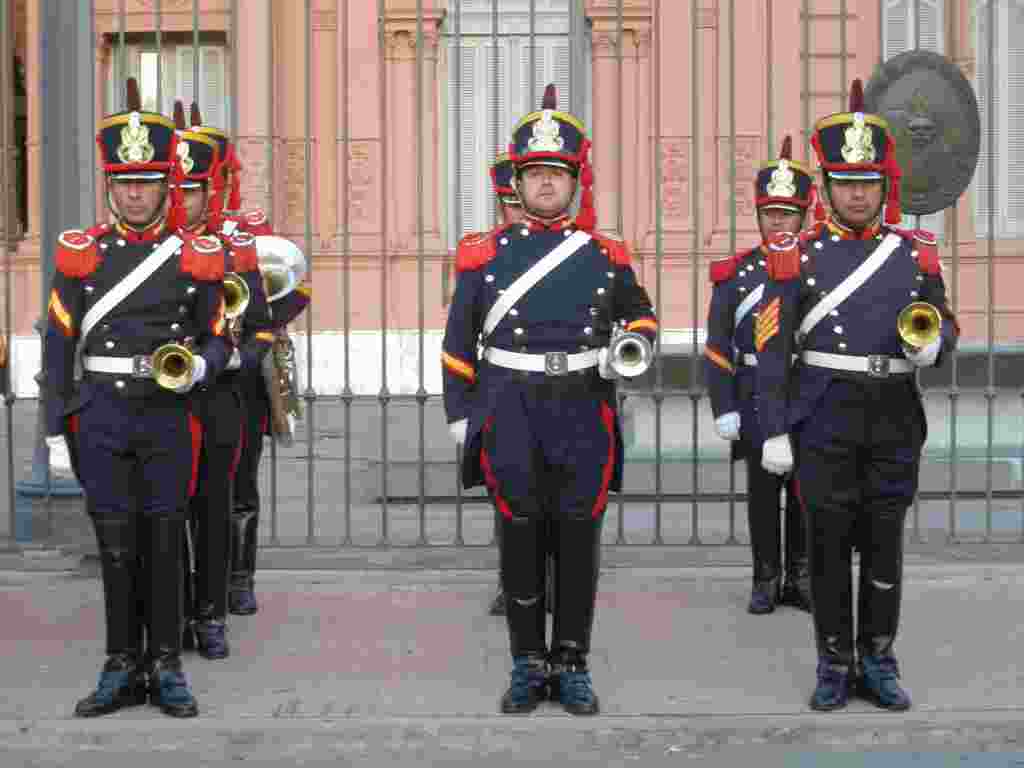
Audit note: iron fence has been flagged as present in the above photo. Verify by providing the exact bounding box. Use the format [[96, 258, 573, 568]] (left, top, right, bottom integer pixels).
[[1, 0, 1021, 555]]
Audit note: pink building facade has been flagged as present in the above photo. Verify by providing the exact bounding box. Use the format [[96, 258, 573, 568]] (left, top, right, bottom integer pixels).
[[4, 0, 1021, 395]]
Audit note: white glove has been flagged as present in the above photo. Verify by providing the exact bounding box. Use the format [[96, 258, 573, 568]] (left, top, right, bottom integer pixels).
[[171, 354, 207, 394], [762, 433, 794, 475], [597, 347, 616, 380], [714, 411, 741, 441], [45, 435, 73, 479], [227, 348, 242, 370], [448, 418, 468, 444], [904, 336, 941, 368]]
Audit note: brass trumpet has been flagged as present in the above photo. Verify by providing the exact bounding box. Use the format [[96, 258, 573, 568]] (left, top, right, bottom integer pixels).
[[224, 272, 250, 343], [897, 301, 942, 354], [151, 341, 195, 391], [254, 235, 307, 302], [608, 324, 654, 378]]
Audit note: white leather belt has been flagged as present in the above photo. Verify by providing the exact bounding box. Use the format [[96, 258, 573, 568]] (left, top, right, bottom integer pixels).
[[801, 350, 913, 377], [739, 352, 757, 366], [83, 354, 154, 379], [484, 347, 600, 376]]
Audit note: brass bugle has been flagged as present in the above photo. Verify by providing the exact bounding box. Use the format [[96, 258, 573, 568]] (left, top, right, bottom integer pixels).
[[151, 342, 195, 391], [897, 301, 942, 353], [224, 272, 250, 319], [608, 326, 654, 378]]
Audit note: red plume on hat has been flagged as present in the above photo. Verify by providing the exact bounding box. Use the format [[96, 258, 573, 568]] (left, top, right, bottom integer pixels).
[[779, 135, 792, 161], [848, 77, 903, 224], [542, 83, 557, 110], [173, 100, 186, 130], [848, 78, 864, 113], [540, 84, 595, 232], [125, 77, 142, 111]]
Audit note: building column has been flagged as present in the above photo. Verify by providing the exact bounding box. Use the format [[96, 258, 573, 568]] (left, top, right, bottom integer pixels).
[[382, 2, 444, 255], [235, 0, 273, 218]]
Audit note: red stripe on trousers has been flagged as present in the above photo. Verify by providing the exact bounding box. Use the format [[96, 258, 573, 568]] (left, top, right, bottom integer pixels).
[[478, 416, 512, 519], [188, 413, 202, 498], [592, 401, 616, 518]]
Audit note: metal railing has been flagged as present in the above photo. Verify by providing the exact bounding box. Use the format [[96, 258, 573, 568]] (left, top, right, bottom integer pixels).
[[1, 0, 1020, 555]]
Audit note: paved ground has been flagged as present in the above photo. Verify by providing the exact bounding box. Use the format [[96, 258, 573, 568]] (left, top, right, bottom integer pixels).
[[2, 563, 1024, 765]]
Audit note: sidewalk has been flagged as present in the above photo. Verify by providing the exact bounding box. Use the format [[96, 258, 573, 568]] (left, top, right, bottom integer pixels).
[[2, 563, 1024, 765]]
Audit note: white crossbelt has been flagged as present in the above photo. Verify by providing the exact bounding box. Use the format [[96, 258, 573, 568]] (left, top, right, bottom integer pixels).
[[734, 284, 764, 330], [484, 347, 600, 373], [801, 350, 913, 375], [82, 355, 145, 375]]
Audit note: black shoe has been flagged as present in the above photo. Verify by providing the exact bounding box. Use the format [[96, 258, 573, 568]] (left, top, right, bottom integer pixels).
[[488, 587, 507, 616], [229, 587, 258, 615], [182, 621, 196, 651], [553, 660, 600, 716], [74, 654, 148, 717], [778, 581, 812, 613], [747, 579, 777, 615], [500, 654, 549, 714], [809, 660, 851, 711], [194, 619, 230, 660], [857, 655, 911, 711], [148, 655, 199, 718]]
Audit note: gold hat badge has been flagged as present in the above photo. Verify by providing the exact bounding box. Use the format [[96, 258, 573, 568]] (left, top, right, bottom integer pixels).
[[176, 139, 194, 175], [528, 109, 565, 153], [117, 111, 156, 164], [766, 159, 797, 198], [841, 112, 876, 164]]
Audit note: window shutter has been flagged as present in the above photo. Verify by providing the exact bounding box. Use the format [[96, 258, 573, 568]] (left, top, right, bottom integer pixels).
[[177, 46, 196, 109], [448, 42, 482, 246], [1007, 2, 1024, 234], [918, 0, 943, 54], [884, 0, 909, 62], [974, 2, 996, 237], [200, 46, 226, 130]]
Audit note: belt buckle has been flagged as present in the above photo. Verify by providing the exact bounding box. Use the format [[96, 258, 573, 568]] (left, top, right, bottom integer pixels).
[[866, 354, 890, 378], [132, 354, 153, 379], [544, 351, 569, 376]]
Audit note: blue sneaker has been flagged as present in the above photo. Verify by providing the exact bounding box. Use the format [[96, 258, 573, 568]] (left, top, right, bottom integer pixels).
[[858, 655, 911, 711], [809, 660, 850, 711], [553, 660, 600, 716], [500, 654, 549, 714]]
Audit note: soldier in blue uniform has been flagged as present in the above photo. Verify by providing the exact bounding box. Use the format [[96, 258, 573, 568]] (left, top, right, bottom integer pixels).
[[173, 103, 274, 659], [755, 80, 959, 711], [44, 80, 231, 718], [705, 136, 813, 615], [188, 106, 311, 616], [442, 85, 657, 715], [486, 152, 523, 617]]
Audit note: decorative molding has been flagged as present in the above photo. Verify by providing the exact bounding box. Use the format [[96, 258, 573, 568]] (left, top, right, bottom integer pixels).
[[276, 139, 309, 232], [236, 137, 272, 214], [660, 138, 691, 222], [348, 140, 380, 230], [719, 135, 759, 221]]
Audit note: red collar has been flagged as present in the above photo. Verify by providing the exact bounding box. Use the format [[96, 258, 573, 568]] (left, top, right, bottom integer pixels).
[[825, 216, 882, 241], [114, 217, 168, 243], [524, 214, 573, 232]]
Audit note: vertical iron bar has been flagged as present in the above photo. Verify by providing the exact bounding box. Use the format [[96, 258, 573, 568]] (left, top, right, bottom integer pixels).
[[529, 0, 535, 108], [268, 0, 280, 547], [838, 0, 846, 109], [766, 0, 773, 154], [416, 0, 427, 544], [614, 0, 626, 542], [193, 0, 200, 109], [687, 0, 699, 545], [303, 0, 315, 545], [491, 0, 497, 230], [453, 0, 464, 547], [651, 0, 665, 546], [377, 0, 390, 545], [154, 0, 162, 112], [230, 0, 238, 137], [913, 0, 921, 49], [726, 0, 737, 545], [0, 0, 13, 539], [984, 0, 995, 542], [947, 0, 959, 543], [342, 0, 353, 545], [118, 0, 126, 110], [801, 0, 809, 164]]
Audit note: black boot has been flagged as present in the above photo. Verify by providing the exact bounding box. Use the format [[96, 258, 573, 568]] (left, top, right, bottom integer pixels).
[[145, 517, 198, 717], [855, 636, 911, 711], [228, 505, 259, 615], [748, 572, 779, 615], [193, 610, 230, 660], [488, 583, 507, 616], [779, 559, 812, 613], [550, 649, 600, 716], [77, 518, 148, 717], [75, 653, 148, 717], [809, 658, 851, 711], [500, 653, 549, 714]]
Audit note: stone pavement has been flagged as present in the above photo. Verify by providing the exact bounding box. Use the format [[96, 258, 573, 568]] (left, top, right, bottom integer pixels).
[[2, 561, 1024, 766]]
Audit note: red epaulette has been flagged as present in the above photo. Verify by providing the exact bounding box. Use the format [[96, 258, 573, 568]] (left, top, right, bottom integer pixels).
[[228, 231, 259, 272], [765, 232, 802, 281], [55, 229, 101, 278], [798, 221, 825, 245], [180, 234, 226, 281], [455, 231, 497, 272], [709, 254, 739, 283], [240, 208, 272, 236], [86, 222, 112, 240], [910, 229, 940, 275], [592, 232, 632, 266]]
